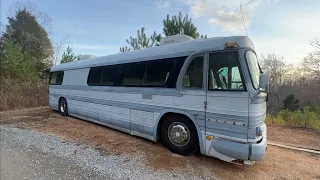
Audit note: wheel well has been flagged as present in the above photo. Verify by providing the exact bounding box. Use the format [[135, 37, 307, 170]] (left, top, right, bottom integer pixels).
[[58, 97, 66, 104], [156, 112, 199, 142]]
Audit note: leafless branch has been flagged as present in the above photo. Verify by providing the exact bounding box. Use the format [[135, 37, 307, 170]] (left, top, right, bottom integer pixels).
[[53, 35, 70, 65], [311, 38, 320, 50]]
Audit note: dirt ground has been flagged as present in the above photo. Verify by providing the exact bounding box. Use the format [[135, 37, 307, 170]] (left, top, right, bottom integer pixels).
[[267, 124, 320, 151], [1, 107, 320, 180]]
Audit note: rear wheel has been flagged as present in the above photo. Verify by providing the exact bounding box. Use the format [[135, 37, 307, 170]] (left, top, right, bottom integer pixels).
[[59, 98, 68, 116], [161, 115, 198, 155]]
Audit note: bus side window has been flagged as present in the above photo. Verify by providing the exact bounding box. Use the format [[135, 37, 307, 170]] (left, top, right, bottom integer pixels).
[[50, 71, 64, 85], [87, 67, 102, 86], [142, 59, 174, 86], [122, 62, 146, 86], [101, 66, 118, 86], [182, 56, 204, 89]]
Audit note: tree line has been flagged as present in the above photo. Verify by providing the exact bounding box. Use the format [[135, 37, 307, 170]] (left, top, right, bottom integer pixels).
[[260, 39, 320, 129]]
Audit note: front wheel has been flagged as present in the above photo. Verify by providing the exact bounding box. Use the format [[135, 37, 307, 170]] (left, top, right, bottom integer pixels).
[[161, 115, 198, 155], [59, 98, 68, 116]]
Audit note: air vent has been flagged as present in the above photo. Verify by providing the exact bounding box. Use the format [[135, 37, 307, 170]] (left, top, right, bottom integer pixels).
[[160, 34, 194, 45]]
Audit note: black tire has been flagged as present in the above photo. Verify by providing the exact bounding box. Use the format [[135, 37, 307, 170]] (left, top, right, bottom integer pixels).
[[58, 98, 68, 116], [161, 115, 198, 155]]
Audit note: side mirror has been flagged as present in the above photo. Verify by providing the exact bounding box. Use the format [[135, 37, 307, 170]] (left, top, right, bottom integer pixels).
[[259, 72, 269, 94]]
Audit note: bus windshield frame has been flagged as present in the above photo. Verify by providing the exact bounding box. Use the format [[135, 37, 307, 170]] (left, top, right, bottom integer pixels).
[[245, 50, 260, 90]]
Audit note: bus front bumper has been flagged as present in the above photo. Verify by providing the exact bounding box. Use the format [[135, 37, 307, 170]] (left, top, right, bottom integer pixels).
[[205, 123, 267, 164], [250, 123, 267, 161]]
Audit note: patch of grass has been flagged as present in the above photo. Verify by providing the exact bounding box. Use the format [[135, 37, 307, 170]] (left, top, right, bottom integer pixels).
[[266, 106, 320, 129]]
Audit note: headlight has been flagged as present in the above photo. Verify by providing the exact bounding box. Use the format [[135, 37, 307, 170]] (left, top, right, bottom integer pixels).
[[256, 126, 263, 136]]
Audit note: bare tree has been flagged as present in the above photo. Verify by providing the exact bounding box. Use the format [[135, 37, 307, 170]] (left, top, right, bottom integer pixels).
[[303, 52, 320, 79], [303, 38, 320, 80], [260, 54, 293, 112], [260, 54, 288, 91], [53, 36, 70, 65], [311, 38, 320, 50]]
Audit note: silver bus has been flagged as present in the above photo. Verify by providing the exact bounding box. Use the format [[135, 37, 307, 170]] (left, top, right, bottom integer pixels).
[[49, 35, 269, 165]]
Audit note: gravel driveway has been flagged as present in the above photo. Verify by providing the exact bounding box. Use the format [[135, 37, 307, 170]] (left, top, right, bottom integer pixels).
[[0, 126, 216, 180], [1, 126, 108, 180]]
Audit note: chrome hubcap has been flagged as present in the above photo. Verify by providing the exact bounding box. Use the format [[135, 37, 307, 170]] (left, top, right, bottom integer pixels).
[[60, 101, 66, 113], [168, 122, 190, 147]]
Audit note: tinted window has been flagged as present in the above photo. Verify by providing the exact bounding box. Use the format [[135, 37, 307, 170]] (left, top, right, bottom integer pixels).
[[86, 57, 185, 87], [166, 56, 186, 88], [183, 56, 204, 88], [208, 51, 244, 90], [142, 59, 174, 86], [87, 67, 102, 85], [50, 71, 64, 85], [122, 62, 145, 85], [101, 66, 118, 86]]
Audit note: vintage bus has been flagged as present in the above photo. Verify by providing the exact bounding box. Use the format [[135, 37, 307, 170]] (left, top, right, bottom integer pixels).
[[49, 35, 268, 165]]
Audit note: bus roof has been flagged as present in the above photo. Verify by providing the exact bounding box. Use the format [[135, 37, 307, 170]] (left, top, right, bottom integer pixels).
[[51, 36, 254, 72]]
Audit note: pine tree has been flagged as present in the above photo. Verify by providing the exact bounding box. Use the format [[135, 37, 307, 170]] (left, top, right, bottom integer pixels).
[[3, 8, 53, 72], [119, 13, 206, 52], [120, 27, 161, 52], [120, 46, 131, 53], [60, 46, 78, 64], [0, 40, 38, 81], [283, 94, 300, 111], [163, 12, 206, 39]]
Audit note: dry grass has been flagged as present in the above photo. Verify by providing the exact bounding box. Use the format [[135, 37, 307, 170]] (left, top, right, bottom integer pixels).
[[0, 78, 48, 111]]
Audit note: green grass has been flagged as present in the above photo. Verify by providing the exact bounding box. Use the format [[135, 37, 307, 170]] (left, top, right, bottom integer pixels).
[[265, 106, 320, 129]]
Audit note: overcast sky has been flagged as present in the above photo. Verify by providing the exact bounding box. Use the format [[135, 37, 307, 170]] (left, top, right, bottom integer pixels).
[[1, 0, 319, 64]]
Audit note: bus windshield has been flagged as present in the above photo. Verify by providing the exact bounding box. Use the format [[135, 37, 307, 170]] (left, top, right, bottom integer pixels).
[[245, 51, 260, 89]]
